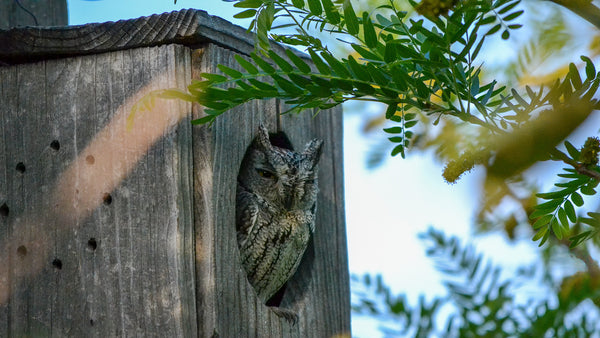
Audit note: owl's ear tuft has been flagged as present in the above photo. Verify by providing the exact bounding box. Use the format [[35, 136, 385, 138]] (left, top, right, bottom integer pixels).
[[303, 139, 323, 166], [256, 124, 273, 150]]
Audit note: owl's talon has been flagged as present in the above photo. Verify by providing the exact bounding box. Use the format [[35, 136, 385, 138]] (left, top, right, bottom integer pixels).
[[269, 307, 299, 325]]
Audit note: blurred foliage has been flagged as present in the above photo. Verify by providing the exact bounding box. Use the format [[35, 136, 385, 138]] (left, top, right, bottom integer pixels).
[[352, 227, 600, 337]]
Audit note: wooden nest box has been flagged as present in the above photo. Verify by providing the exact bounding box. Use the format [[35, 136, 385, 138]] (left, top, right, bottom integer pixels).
[[0, 9, 349, 337]]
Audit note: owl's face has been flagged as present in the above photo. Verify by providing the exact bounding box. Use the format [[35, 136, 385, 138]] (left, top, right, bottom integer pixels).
[[238, 125, 323, 211]]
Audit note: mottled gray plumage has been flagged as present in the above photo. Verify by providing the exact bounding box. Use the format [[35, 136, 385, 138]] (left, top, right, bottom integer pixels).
[[236, 125, 323, 303]]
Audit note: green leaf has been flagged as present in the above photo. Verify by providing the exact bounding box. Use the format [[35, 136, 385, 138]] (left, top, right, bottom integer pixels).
[[502, 10, 523, 21], [234, 0, 263, 8], [405, 120, 418, 128], [267, 50, 294, 73], [571, 192, 584, 207], [287, 73, 312, 87], [247, 79, 278, 92], [234, 55, 259, 74], [321, 0, 340, 24], [478, 16, 496, 25], [363, 12, 377, 48], [532, 214, 553, 229], [558, 207, 569, 230], [321, 52, 351, 78], [200, 73, 228, 82], [351, 44, 382, 61], [536, 189, 569, 200], [529, 207, 551, 220], [384, 126, 403, 134], [568, 63, 583, 89], [272, 74, 303, 96], [291, 0, 305, 9], [217, 65, 243, 79], [581, 55, 596, 80], [486, 24, 502, 36], [234, 9, 258, 19], [285, 49, 311, 73], [385, 103, 400, 119], [391, 144, 405, 158], [551, 219, 563, 239], [564, 200, 577, 223], [347, 55, 371, 81], [251, 52, 275, 73], [581, 185, 596, 195], [532, 227, 547, 242], [343, 0, 359, 35], [564, 141, 580, 160], [191, 115, 216, 125], [497, 0, 520, 15], [307, 0, 322, 15], [308, 49, 331, 75]]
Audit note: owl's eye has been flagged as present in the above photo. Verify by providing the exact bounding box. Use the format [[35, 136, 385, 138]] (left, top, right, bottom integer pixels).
[[256, 169, 275, 179]]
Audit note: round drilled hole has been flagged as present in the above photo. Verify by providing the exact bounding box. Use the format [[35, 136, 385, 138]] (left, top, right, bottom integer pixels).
[[86, 155, 95, 165], [102, 193, 112, 205], [16, 162, 25, 173], [87, 238, 97, 251], [0, 203, 8, 217], [52, 258, 62, 270], [17, 245, 27, 257], [50, 140, 60, 151]]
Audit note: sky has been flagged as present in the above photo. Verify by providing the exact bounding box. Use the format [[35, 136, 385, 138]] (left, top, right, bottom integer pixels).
[[65, 1, 564, 336]]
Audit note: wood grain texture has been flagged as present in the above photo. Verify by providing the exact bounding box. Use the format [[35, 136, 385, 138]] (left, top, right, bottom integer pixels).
[[0, 9, 255, 65], [0, 8, 349, 336], [0, 44, 197, 337], [192, 44, 349, 337], [0, 0, 67, 29]]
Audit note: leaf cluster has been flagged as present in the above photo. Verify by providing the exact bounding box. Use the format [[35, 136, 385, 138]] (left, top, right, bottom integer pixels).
[[184, 0, 526, 157], [352, 227, 600, 337], [530, 142, 600, 247], [162, 0, 600, 246]]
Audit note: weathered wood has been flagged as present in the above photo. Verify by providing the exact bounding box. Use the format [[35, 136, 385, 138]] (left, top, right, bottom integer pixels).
[[0, 9, 350, 337], [192, 44, 349, 337], [0, 9, 256, 65], [0, 0, 67, 29], [0, 44, 197, 336]]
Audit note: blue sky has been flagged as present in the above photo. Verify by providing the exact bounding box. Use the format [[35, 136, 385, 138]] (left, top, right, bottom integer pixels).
[[65, 1, 547, 336]]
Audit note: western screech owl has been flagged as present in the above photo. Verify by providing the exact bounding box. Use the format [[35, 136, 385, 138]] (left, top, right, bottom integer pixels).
[[236, 124, 323, 304]]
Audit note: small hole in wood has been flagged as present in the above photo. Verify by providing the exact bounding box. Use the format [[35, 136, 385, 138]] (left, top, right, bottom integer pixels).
[[52, 258, 62, 270], [50, 140, 60, 151], [90, 319, 94, 326], [86, 155, 95, 165], [103, 193, 112, 205], [17, 245, 27, 257], [0, 203, 8, 217], [16, 162, 25, 173], [87, 238, 97, 251]]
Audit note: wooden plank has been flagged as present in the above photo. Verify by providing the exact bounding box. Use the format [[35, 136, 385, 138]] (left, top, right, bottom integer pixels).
[[0, 9, 255, 65], [280, 105, 350, 337], [192, 43, 350, 337], [0, 0, 67, 29], [0, 44, 197, 336]]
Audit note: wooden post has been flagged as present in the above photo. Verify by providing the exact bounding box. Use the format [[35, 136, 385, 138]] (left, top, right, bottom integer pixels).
[[0, 10, 350, 337], [0, 0, 67, 29]]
